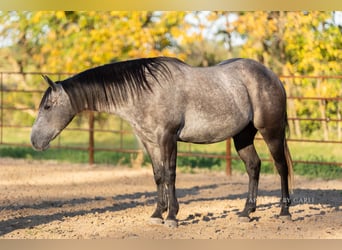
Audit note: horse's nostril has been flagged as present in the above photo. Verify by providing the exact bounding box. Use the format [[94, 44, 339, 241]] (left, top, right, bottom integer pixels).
[[31, 140, 49, 152]]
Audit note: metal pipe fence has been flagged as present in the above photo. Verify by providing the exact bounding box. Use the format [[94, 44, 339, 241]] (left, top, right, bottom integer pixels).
[[0, 72, 341, 175]]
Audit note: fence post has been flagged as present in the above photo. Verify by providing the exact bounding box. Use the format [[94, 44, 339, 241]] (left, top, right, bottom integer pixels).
[[88, 111, 95, 165], [226, 138, 232, 176], [0, 73, 3, 144]]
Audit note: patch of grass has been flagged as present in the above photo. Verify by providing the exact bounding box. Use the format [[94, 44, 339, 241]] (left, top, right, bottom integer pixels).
[[0, 146, 89, 163], [232, 154, 342, 180], [177, 155, 222, 169], [0, 146, 137, 166], [1, 145, 341, 180], [294, 155, 342, 180]]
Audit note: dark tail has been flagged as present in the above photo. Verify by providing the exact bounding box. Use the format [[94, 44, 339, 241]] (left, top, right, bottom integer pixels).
[[284, 112, 294, 192]]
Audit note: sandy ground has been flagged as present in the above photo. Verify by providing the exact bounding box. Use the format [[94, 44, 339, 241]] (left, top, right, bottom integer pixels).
[[0, 158, 341, 239]]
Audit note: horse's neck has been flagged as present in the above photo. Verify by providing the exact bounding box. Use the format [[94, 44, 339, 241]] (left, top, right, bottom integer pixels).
[[64, 77, 150, 119], [81, 86, 130, 117], [63, 80, 112, 114], [83, 92, 117, 114]]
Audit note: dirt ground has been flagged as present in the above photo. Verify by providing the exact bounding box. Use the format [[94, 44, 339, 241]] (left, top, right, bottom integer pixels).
[[0, 158, 341, 239]]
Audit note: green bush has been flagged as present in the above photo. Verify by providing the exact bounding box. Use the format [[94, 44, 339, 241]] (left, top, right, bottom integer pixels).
[[177, 155, 222, 169]]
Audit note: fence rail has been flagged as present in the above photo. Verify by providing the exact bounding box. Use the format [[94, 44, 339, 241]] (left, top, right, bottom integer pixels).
[[1, 72, 341, 175]]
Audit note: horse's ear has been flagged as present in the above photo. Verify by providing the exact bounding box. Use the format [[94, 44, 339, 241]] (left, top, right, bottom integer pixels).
[[42, 75, 57, 91]]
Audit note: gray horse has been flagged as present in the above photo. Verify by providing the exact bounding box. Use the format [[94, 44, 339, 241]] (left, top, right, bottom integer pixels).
[[31, 57, 293, 227]]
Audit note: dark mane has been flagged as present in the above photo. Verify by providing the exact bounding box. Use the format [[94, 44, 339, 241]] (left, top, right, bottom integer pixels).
[[61, 57, 183, 111], [39, 87, 52, 109]]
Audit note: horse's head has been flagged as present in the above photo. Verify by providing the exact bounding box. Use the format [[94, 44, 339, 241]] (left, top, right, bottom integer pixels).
[[31, 75, 75, 151]]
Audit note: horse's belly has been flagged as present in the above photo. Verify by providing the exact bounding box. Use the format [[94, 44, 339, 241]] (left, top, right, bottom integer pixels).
[[177, 105, 252, 144]]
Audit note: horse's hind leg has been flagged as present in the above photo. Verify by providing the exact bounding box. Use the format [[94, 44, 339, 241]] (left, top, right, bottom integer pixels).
[[259, 127, 292, 219], [233, 122, 260, 221]]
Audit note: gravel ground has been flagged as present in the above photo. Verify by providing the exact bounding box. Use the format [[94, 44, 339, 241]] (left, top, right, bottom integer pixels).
[[0, 158, 341, 239]]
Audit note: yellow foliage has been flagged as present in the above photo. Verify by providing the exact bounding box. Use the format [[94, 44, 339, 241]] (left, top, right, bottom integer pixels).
[[1, 10, 341, 80], [31, 12, 43, 24], [55, 11, 65, 20]]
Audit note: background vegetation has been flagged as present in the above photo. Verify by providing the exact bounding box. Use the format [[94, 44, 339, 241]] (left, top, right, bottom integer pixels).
[[0, 11, 341, 178]]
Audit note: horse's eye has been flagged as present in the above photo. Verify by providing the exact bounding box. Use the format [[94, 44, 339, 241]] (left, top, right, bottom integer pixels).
[[44, 105, 51, 110]]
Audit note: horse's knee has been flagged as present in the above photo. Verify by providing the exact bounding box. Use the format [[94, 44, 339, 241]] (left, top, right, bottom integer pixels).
[[164, 168, 176, 184], [153, 168, 164, 185]]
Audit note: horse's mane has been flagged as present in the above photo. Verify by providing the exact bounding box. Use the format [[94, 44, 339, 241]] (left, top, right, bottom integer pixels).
[[61, 57, 184, 111]]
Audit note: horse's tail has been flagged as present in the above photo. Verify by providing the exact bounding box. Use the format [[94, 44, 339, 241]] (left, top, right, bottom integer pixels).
[[284, 112, 294, 193]]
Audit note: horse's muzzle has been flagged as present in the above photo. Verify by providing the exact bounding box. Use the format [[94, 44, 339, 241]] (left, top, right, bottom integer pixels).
[[30, 130, 52, 151]]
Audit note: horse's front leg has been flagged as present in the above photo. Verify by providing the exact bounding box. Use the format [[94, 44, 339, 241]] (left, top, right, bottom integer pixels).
[[144, 136, 179, 227], [159, 134, 179, 227], [150, 164, 167, 224], [143, 143, 167, 224], [163, 142, 179, 227]]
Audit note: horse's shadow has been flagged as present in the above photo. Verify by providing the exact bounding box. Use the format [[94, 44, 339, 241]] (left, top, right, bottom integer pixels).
[[0, 182, 341, 236], [0, 182, 217, 236]]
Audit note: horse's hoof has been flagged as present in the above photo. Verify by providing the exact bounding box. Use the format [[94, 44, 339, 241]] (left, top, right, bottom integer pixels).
[[238, 216, 251, 223], [164, 219, 178, 228], [279, 215, 292, 222], [149, 217, 164, 225]]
